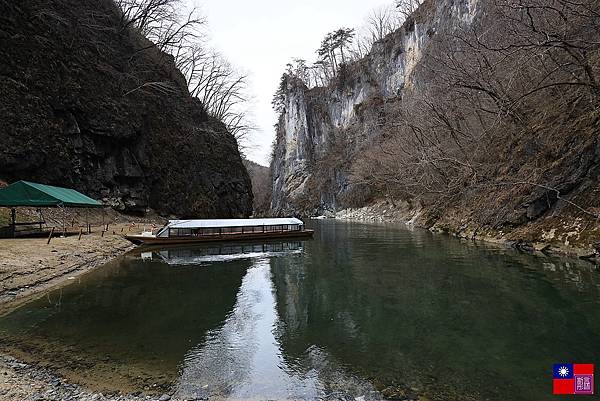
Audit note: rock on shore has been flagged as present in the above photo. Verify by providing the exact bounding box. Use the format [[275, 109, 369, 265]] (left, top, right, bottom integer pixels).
[[0, 353, 192, 401]]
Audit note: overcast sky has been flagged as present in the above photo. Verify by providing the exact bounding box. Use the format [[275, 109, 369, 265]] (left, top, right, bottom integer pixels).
[[190, 0, 392, 166]]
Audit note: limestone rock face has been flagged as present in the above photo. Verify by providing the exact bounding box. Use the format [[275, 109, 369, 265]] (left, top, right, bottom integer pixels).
[[0, 0, 252, 217], [271, 0, 600, 254], [271, 0, 478, 215]]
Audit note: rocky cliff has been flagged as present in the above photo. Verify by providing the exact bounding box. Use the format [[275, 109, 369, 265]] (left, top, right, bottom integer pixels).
[[272, 0, 478, 213], [0, 0, 253, 217], [271, 0, 600, 252]]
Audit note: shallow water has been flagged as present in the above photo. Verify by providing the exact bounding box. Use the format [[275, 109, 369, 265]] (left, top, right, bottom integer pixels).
[[1, 220, 599, 400]]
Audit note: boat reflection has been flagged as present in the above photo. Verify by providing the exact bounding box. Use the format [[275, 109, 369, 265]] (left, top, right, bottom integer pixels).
[[133, 241, 304, 267]]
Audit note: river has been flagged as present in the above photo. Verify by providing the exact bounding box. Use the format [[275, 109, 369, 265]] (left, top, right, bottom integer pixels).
[[1, 220, 599, 400]]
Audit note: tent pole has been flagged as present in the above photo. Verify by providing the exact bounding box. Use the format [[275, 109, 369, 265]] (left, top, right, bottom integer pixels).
[[10, 208, 16, 238]]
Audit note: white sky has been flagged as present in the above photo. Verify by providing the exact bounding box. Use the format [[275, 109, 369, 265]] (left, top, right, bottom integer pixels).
[[190, 0, 392, 166]]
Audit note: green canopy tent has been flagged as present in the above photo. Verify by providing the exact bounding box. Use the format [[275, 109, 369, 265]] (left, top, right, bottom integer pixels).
[[0, 181, 103, 237], [0, 181, 103, 208]]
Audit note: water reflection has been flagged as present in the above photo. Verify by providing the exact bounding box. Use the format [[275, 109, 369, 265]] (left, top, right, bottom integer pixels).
[[272, 221, 600, 401], [174, 257, 380, 400], [138, 241, 303, 266], [0, 250, 251, 390], [174, 258, 317, 399], [0, 221, 599, 400]]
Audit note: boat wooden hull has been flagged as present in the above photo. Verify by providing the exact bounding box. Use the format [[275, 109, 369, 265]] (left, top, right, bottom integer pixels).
[[125, 229, 314, 245]]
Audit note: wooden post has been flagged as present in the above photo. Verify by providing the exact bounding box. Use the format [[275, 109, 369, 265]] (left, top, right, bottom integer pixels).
[[78, 228, 83, 241], [47, 227, 55, 244], [61, 206, 66, 237], [10, 208, 16, 238]]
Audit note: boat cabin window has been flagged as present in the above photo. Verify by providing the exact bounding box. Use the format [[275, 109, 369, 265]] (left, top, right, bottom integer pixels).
[[170, 228, 193, 237], [166, 221, 304, 237]]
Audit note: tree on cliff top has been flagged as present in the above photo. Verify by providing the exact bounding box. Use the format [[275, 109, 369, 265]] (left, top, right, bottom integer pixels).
[[277, 1, 420, 91], [317, 28, 355, 78], [354, 5, 403, 58], [116, 0, 204, 53], [116, 0, 253, 144], [395, 0, 424, 19]]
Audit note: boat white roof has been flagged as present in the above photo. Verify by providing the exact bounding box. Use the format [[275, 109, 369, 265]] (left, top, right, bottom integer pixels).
[[165, 218, 304, 229]]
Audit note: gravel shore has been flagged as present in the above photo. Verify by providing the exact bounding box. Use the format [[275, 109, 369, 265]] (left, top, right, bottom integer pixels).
[[0, 353, 183, 401]]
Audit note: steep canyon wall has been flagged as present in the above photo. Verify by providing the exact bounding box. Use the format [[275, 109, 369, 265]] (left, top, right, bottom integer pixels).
[[271, 0, 600, 251], [0, 0, 253, 217]]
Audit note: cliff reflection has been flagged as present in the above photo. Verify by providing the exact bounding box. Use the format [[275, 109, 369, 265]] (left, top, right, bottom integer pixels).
[[0, 249, 251, 389], [270, 220, 600, 401], [174, 257, 380, 400]]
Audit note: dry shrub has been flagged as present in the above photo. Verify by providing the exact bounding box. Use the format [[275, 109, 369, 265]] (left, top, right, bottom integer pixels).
[[350, 0, 600, 225]]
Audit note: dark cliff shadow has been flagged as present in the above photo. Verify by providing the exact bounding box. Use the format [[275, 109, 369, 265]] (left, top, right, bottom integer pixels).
[[0, 251, 250, 391]]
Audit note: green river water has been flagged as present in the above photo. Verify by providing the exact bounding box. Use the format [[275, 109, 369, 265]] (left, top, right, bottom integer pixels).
[[0, 220, 599, 400]]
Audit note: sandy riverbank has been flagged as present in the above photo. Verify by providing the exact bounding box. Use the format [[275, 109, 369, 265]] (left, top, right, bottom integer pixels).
[[0, 224, 142, 315]]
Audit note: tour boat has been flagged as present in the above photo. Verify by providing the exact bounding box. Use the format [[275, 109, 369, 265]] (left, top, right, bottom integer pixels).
[[124, 218, 314, 245]]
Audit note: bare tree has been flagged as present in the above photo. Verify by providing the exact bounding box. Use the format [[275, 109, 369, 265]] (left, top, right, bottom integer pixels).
[[353, 5, 403, 59], [350, 0, 600, 221], [116, 0, 204, 53], [178, 49, 253, 141], [366, 5, 402, 43], [395, 0, 424, 19], [116, 0, 254, 144]]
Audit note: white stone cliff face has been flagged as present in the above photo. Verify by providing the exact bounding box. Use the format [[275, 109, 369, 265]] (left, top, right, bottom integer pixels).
[[271, 0, 479, 214]]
